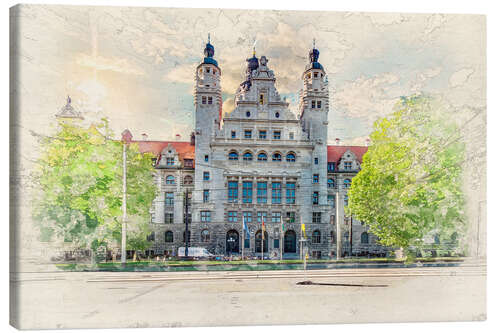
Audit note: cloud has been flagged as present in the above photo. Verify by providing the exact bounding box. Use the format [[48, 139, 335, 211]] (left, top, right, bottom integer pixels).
[[449, 68, 475, 88], [163, 63, 196, 84], [221, 97, 235, 119], [75, 54, 145, 76], [333, 73, 400, 123]]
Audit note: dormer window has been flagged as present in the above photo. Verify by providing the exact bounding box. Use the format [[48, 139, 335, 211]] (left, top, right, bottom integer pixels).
[[202, 96, 207, 104], [344, 161, 352, 170], [166, 157, 174, 166], [208, 96, 213, 104], [311, 101, 316, 109]]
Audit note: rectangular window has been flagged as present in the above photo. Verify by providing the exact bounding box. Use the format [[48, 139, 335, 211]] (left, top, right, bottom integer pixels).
[[286, 211, 296, 223], [201, 211, 211, 222], [313, 212, 322, 223], [314, 157, 319, 165], [273, 131, 281, 140], [242, 181, 253, 203], [228, 181, 238, 203], [165, 192, 174, 206], [313, 174, 319, 183], [317, 101, 322, 108], [344, 194, 348, 206], [203, 171, 210, 181], [259, 94, 264, 105], [327, 162, 335, 172], [202, 96, 207, 104], [311, 100, 316, 109], [166, 157, 174, 166], [244, 239, 250, 248], [243, 211, 252, 223], [289, 132, 294, 140], [330, 215, 336, 225], [203, 190, 210, 203], [257, 211, 267, 223], [274, 239, 280, 249], [204, 155, 209, 162], [272, 182, 282, 204], [231, 131, 236, 138], [314, 72, 318, 78], [244, 130, 252, 139], [271, 212, 281, 223], [327, 195, 335, 207], [259, 130, 267, 139], [313, 191, 319, 205], [344, 161, 352, 170], [257, 182, 267, 203], [286, 182, 296, 204], [164, 212, 174, 224], [208, 96, 213, 104], [228, 211, 238, 222]]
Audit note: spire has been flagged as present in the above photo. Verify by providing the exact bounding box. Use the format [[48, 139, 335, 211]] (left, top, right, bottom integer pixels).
[[56, 95, 83, 120], [202, 33, 218, 67], [306, 39, 323, 71]]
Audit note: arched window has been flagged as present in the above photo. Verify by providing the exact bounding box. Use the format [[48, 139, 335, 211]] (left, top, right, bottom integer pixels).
[[343, 179, 351, 188], [165, 231, 173, 243], [312, 230, 321, 244], [184, 175, 193, 185], [166, 175, 175, 184], [243, 151, 253, 161], [201, 229, 210, 243], [228, 151, 239, 160], [361, 232, 369, 244], [257, 152, 267, 161], [330, 231, 336, 244], [286, 152, 296, 162], [328, 178, 335, 188], [272, 152, 282, 162]]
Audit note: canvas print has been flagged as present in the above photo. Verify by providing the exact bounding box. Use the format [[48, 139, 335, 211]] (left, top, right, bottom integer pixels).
[[9, 4, 486, 330]]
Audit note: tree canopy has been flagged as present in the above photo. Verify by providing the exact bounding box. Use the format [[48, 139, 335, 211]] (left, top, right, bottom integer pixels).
[[347, 95, 466, 252], [32, 118, 157, 253]]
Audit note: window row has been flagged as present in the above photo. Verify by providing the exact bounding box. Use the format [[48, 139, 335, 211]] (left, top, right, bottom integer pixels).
[[228, 151, 296, 162], [227, 211, 297, 223], [229, 130, 294, 140], [165, 175, 193, 185], [228, 181, 296, 204], [201, 96, 214, 105]]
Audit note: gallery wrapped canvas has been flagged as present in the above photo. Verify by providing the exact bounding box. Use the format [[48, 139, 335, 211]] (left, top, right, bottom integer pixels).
[[9, 3, 486, 330]]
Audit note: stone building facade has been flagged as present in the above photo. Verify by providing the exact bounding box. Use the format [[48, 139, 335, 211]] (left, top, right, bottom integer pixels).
[[132, 39, 389, 259]]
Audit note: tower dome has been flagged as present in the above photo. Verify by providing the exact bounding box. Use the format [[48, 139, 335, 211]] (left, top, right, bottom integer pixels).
[[306, 39, 324, 71], [201, 33, 218, 67]]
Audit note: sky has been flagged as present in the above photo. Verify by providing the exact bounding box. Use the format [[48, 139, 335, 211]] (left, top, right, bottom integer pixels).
[[13, 5, 485, 146]]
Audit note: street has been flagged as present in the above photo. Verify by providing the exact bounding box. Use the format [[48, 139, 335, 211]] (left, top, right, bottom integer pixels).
[[10, 262, 486, 329]]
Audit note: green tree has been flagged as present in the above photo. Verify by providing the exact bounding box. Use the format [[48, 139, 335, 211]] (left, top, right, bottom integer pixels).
[[32, 118, 157, 259], [347, 95, 466, 255]]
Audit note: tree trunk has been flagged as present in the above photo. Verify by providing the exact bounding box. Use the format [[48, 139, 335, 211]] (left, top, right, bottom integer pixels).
[[395, 247, 405, 260]]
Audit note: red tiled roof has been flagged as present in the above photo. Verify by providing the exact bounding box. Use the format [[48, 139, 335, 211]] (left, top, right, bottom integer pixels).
[[327, 145, 369, 163], [132, 140, 195, 161]]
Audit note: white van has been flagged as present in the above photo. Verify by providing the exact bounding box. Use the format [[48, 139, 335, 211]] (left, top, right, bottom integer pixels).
[[177, 247, 214, 259]]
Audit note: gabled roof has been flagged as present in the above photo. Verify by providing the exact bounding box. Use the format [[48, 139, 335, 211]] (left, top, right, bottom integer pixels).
[[133, 141, 195, 162], [327, 145, 369, 164]]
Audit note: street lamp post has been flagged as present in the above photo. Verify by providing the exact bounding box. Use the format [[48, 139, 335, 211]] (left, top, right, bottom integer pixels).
[[120, 131, 130, 268], [227, 237, 235, 261]]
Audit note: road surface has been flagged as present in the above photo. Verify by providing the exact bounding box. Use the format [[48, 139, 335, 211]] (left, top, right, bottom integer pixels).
[[10, 262, 486, 329]]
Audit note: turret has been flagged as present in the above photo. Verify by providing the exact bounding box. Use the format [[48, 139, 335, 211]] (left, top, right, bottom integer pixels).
[[299, 39, 329, 143]]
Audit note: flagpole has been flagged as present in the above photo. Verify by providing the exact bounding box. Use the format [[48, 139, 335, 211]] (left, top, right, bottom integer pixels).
[[280, 215, 283, 261], [241, 218, 244, 260]]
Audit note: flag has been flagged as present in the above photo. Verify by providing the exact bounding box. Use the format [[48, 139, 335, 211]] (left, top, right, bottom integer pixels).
[[301, 223, 306, 239], [243, 221, 250, 239]]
